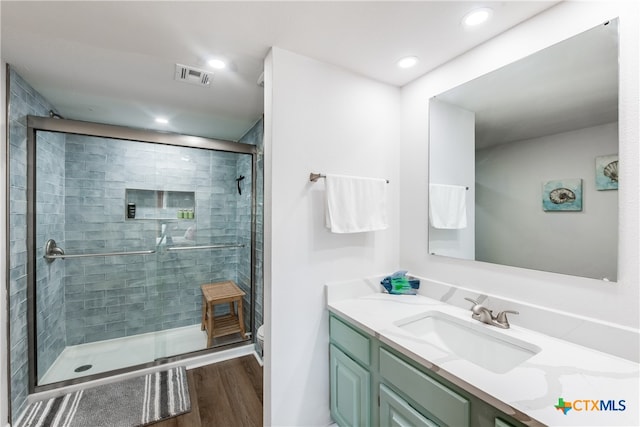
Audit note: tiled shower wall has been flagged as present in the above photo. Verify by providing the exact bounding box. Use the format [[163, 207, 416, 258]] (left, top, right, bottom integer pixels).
[[62, 135, 252, 344], [8, 68, 66, 423]]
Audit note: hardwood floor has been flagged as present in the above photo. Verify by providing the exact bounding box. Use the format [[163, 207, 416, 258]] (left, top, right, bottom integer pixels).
[[151, 355, 263, 427]]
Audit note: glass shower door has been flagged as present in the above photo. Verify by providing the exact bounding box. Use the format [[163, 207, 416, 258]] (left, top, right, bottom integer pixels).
[[32, 126, 254, 389]]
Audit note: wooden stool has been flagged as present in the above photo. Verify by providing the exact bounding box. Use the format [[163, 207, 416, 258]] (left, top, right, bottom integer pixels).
[[201, 281, 246, 347]]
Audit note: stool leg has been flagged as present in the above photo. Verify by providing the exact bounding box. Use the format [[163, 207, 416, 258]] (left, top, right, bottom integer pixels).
[[207, 303, 214, 348], [201, 295, 206, 331], [237, 298, 246, 339], [229, 302, 235, 316]]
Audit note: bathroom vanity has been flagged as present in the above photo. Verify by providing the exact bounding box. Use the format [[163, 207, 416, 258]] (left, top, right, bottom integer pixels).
[[330, 314, 520, 427], [327, 280, 639, 427]]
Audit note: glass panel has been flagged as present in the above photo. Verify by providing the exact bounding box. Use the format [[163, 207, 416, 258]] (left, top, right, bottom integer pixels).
[[35, 131, 252, 386]]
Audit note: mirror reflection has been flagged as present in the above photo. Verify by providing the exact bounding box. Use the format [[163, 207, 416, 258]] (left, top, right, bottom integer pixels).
[[428, 19, 619, 281]]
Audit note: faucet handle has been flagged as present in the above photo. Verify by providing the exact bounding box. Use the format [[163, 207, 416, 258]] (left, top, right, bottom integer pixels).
[[464, 297, 479, 307], [495, 310, 519, 327], [464, 297, 481, 314], [464, 297, 493, 318]]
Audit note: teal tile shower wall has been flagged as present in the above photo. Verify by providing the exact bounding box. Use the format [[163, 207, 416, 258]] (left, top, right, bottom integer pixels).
[[8, 67, 65, 423]]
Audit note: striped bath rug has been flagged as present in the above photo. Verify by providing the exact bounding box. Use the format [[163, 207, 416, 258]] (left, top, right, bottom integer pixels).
[[16, 366, 191, 427]]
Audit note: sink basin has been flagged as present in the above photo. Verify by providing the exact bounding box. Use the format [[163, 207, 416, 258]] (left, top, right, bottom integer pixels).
[[394, 311, 540, 374]]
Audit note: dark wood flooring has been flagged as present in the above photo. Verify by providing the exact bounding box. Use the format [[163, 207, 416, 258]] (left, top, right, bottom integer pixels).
[[151, 355, 263, 427]]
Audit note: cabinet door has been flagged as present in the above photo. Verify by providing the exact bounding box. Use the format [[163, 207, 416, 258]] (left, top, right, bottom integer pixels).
[[380, 384, 440, 427], [379, 348, 469, 427], [330, 344, 371, 427]]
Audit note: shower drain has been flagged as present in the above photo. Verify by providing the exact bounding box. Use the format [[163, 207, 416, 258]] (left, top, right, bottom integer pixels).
[[74, 364, 92, 373]]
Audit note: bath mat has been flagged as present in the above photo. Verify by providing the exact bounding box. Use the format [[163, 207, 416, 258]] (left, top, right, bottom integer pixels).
[[16, 366, 191, 427]]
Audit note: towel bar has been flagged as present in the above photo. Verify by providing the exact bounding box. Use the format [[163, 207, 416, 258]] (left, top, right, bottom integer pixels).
[[431, 183, 470, 190], [167, 244, 244, 251], [44, 239, 155, 263], [309, 172, 389, 184]]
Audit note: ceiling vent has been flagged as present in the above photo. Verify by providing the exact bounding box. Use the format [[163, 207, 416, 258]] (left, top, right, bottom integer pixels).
[[174, 64, 213, 87]]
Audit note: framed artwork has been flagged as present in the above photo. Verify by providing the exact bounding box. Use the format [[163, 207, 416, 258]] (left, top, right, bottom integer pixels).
[[595, 154, 618, 190], [542, 179, 583, 211]]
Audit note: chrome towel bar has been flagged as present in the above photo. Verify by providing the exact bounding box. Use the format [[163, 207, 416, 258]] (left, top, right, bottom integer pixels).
[[44, 239, 155, 263], [166, 244, 245, 251], [44, 240, 245, 263], [309, 172, 389, 183], [309, 172, 326, 182]]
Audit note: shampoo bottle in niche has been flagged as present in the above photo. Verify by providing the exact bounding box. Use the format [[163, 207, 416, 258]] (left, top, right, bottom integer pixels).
[[127, 203, 136, 219]]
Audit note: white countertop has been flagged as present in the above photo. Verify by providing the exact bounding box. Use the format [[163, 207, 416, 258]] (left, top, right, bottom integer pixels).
[[328, 292, 639, 427]]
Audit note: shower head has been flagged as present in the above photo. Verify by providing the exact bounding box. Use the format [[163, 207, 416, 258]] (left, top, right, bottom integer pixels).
[[49, 110, 64, 119]]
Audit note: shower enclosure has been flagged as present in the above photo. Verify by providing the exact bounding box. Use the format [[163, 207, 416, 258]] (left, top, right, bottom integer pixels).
[[26, 116, 257, 391]]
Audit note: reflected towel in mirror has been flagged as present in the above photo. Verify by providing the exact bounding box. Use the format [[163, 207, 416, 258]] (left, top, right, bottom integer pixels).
[[429, 184, 467, 229]]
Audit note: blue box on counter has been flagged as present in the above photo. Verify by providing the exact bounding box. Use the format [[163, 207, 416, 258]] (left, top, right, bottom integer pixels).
[[380, 273, 420, 295]]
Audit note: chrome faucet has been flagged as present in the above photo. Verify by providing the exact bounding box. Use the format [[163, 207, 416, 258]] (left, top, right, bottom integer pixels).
[[464, 297, 518, 329]]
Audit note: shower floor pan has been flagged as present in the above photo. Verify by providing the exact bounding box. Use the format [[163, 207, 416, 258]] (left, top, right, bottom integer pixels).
[[39, 324, 213, 385]]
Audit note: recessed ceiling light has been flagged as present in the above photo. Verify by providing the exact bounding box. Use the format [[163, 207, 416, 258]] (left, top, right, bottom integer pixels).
[[207, 59, 226, 69], [463, 7, 493, 27], [155, 117, 169, 124], [397, 56, 419, 69]]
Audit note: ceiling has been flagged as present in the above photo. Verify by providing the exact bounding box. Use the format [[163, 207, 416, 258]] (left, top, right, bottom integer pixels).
[[1, 1, 560, 141]]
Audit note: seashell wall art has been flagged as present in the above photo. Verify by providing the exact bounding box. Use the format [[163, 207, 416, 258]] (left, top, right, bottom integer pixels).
[[542, 178, 583, 211], [595, 154, 619, 190]]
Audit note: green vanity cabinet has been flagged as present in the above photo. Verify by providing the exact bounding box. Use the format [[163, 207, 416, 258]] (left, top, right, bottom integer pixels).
[[495, 418, 518, 427], [330, 315, 371, 366], [329, 313, 531, 427], [329, 315, 373, 427], [330, 344, 371, 427], [379, 384, 439, 427], [379, 348, 470, 427]]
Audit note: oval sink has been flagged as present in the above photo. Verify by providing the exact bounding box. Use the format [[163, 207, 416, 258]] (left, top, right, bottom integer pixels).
[[394, 311, 540, 374]]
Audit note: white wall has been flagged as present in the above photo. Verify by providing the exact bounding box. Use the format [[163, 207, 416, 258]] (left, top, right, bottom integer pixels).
[[400, 1, 639, 331], [476, 122, 618, 280], [428, 99, 475, 259], [1, 61, 9, 427], [264, 47, 400, 426]]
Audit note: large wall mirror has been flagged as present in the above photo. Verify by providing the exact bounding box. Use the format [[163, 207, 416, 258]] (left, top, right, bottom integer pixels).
[[428, 19, 619, 281]]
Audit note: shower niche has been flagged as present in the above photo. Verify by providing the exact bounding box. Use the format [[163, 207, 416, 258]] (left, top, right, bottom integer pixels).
[[125, 188, 195, 220]]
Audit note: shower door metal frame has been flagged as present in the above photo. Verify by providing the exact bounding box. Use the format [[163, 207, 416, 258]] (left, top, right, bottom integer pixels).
[[26, 115, 258, 393]]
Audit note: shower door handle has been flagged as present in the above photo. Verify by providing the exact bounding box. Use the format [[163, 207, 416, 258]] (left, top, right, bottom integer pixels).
[[44, 239, 156, 263], [166, 244, 245, 251]]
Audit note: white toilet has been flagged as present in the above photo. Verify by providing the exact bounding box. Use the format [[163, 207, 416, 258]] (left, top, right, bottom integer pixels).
[[256, 324, 265, 356]]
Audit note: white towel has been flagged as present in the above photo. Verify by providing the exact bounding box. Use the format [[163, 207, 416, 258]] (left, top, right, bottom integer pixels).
[[325, 174, 388, 233], [429, 184, 467, 229]]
